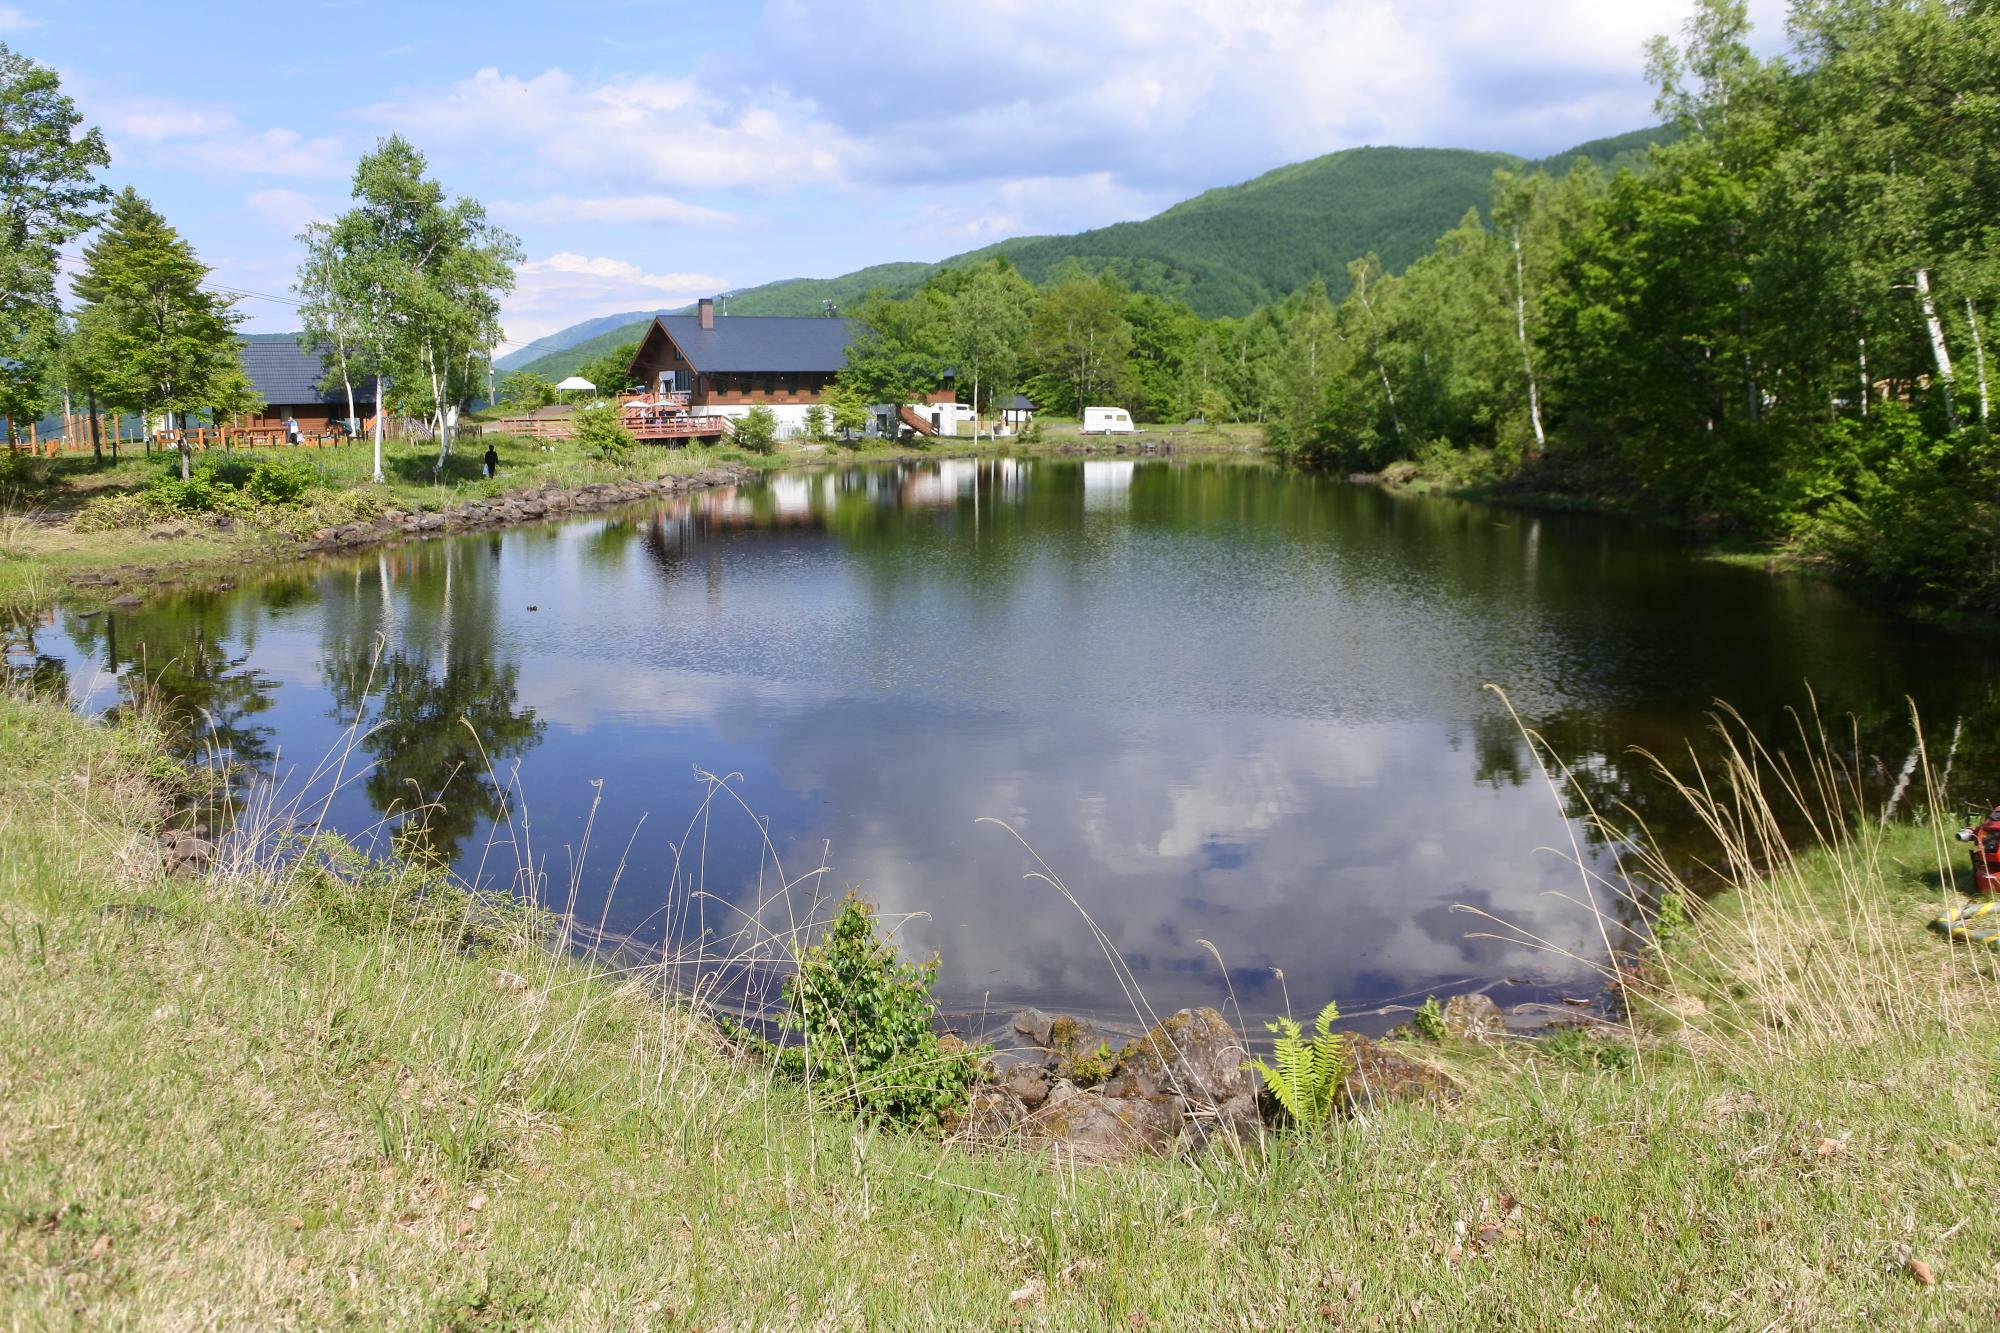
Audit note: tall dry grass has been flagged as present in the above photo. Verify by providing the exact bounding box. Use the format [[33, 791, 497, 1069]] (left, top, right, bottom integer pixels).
[[1478, 685, 1998, 1073]]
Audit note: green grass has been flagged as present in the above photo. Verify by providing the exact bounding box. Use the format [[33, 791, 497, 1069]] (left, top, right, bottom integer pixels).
[[4, 689, 1999, 1327], [0, 435, 782, 619]]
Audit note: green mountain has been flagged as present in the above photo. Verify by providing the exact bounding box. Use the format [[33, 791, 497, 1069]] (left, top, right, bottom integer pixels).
[[509, 127, 1671, 381]]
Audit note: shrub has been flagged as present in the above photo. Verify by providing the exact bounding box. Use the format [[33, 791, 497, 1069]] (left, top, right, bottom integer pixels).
[[733, 406, 778, 455], [1411, 995, 1446, 1041], [801, 404, 829, 442], [244, 456, 317, 505], [1246, 999, 1345, 1127], [776, 894, 979, 1129], [573, 404, 635, 464], [147, 473, 223, 514], [71, 492, 162, 533]]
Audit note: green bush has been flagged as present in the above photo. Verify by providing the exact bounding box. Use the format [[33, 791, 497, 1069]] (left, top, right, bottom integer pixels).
[[732, 406, 778, 455], [1411, 995, 1446, 1041], [244, 456, 317, 505], [147, 473, 223, 514], [572, 404, 635, 464], [776, 894, 979, 1130], [801, 405, 829, 441]]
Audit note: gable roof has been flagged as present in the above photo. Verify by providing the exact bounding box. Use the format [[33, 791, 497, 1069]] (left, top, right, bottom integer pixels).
[[641, 315, 856, 374], [239, 340, 376, 407]]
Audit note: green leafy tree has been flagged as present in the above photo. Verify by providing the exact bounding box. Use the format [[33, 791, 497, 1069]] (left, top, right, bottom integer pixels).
[[944, 262, 1032, 438], [837, 285, 948, 408], [732, 404, 778, 454], [0, 44, 108, 446], [338, 137, 520, 477], [293, 220, 378, 462], [801, 403, 828, 441], [499, 370, 557, 412], [69, 189, 258, 481], [574, 340, 640, 397], [1026, 271, 1132, 415], [572, 401, 634, 463], [824, 381, 867, 442]]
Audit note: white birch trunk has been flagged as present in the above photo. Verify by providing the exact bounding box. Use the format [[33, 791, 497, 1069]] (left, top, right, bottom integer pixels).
[[1858, 336, 1869, 417], [1968, 298, 1990, 424], [1510, 225, 1546, 449], [371, 374, 384, 483], [1352, 276, 1405, 445], [1916, 266, 1958, 429], [337, 346, 356, 440], [426, 340, 451, 475]]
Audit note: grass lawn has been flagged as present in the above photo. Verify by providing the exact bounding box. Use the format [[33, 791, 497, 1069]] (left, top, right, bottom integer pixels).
[[2, 688, 1998, 1328]]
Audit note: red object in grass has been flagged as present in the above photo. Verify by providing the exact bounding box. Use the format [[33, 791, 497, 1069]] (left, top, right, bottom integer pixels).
[[1957, 806, 2000, 894]]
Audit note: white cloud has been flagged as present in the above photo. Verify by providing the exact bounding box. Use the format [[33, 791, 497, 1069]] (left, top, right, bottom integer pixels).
[[502, 252, 729, 348], [357, 67, 854, 193], [245, 188, 329, 239], [0, 5, 39, 32], [493, 193, 741, 229], [759, 0, 1794, 185], [907, 172, 1172, 247], [84, 92, 346, 179]]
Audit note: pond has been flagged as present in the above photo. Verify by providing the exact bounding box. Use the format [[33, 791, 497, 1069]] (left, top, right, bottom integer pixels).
[[17, 458, 1999, 1034]]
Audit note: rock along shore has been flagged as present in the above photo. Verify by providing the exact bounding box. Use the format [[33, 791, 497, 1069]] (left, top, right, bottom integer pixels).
[[299, 464, 758, 555]]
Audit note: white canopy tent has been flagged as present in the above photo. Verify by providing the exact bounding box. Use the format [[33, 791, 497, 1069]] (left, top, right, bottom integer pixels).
[[555, 375, 595, 403]]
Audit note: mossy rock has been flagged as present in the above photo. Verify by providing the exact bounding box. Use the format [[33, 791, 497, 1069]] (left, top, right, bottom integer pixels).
[[1105, 1007, 1249, 1109]]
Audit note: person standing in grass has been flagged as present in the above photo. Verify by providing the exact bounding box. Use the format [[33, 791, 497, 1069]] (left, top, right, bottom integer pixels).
[[482, 442, 499, 478]]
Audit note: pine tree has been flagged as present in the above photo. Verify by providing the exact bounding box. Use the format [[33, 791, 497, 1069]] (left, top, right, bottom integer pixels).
[[70, 189, 256, 479]]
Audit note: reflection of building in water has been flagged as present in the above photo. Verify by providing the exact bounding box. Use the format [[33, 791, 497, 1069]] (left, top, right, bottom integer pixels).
[[899, 459, 981, 509], [769, 474, 812, 519], [1083, 460, 1135, 512]]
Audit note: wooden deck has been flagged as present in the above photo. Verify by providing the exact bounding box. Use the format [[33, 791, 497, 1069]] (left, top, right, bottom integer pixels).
[[489, 395, 734, 444]]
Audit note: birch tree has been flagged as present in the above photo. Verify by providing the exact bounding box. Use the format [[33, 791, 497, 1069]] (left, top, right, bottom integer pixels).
[[1491, 173, 1548, 450], [338, 137, 518, 477], [945, 264, 1031, 439]]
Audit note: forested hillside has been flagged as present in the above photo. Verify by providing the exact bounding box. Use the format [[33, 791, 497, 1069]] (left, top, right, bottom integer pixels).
[[826, 0, 1996, 614], [506, 130, 1668, 381], [1252, 0, 2000, 613]]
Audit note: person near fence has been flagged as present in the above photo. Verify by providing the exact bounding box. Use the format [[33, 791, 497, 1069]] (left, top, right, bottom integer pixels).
[[483, 443, 499, 479], [284, 415, 299, 446]]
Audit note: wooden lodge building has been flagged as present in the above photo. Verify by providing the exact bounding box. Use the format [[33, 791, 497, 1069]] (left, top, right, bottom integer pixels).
[[627, 298, 970, 439], [236, 339, 377, 436]]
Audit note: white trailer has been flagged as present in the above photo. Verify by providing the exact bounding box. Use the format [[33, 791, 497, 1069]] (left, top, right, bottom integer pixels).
[[1081, 406, 1136, 435]]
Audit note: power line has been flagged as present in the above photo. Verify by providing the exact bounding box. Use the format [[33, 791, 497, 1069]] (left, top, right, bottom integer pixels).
[[52, 249, 610, 360]]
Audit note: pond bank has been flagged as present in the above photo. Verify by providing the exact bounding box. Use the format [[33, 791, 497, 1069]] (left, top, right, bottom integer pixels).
[[3, 688, 1996, 1326]]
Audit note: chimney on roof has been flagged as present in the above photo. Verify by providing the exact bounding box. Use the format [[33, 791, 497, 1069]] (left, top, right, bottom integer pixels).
[[698, 297, 714, 330]]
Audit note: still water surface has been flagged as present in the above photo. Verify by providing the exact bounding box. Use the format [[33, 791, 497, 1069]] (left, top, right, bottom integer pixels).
[[20, 459, 1997, 1030]]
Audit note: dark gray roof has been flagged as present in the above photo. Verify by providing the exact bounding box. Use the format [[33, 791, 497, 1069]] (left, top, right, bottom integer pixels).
[[1007, 392, 1035, 410], [239, 340, 376, 406], [651, 316, 855, 374]]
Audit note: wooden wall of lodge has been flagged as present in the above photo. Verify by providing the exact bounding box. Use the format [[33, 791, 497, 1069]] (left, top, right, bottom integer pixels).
[[632, 341, 955, 407]]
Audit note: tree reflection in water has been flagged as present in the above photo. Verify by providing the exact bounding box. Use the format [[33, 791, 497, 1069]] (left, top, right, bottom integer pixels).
[[61, 590, 281, 779], [321, 539, 544, 866]]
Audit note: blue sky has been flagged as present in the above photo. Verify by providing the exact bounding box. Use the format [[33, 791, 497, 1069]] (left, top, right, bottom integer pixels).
[[2, 0, 1788, 357]]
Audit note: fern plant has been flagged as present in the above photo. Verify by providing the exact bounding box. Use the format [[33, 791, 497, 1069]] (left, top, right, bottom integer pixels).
[[1246, 999, 1347, 1126]]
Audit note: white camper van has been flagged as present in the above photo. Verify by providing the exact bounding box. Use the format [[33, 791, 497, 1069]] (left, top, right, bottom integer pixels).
[[1081, 406, 1136, 435]]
